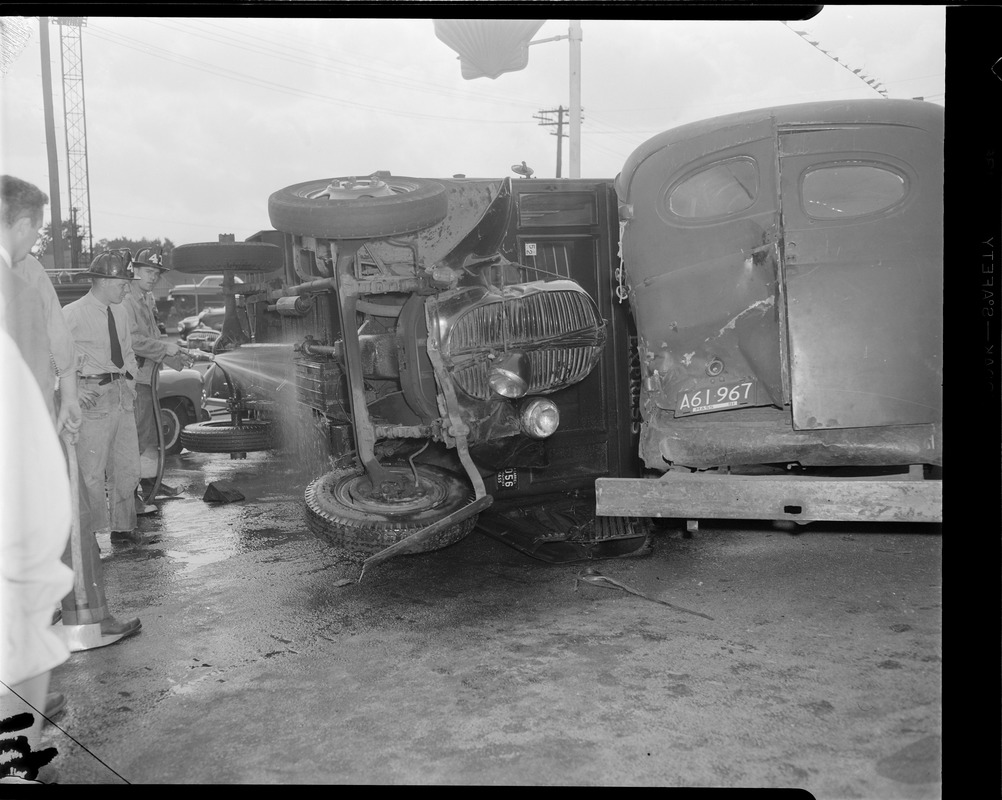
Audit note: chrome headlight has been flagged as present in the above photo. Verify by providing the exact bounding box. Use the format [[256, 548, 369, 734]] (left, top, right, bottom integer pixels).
[[519, 397, 559, 439], [488, 351, 530, 399]]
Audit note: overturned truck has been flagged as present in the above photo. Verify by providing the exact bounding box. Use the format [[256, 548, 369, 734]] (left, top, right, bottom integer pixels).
[[177, 173, 645, 569]]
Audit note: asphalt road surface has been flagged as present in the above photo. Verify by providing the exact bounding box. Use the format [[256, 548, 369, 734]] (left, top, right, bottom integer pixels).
[[41, 447, 942, 793]]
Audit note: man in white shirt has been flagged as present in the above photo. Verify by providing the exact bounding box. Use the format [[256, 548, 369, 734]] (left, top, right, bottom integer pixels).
[[0, 175, 77, 777], [0, 175, 80, 433], [62, 250, 144, 638]]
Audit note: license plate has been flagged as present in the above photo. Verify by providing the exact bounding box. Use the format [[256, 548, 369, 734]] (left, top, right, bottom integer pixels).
[[496, 468, 520, 491], [676, 379, 757, 417]]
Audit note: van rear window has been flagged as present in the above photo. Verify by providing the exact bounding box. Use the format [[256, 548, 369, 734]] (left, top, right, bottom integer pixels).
[[802, 164, 906, 219], [668, 157, 758, 219]]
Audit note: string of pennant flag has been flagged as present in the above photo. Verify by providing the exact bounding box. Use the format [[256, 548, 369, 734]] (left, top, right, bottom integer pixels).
[[782, 22, 889, 98]]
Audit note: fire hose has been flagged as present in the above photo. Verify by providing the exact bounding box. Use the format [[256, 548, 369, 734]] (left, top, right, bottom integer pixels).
[[61, 430, 89, 613], [140, 345, 214, 505], [140, 361, 167, 505]]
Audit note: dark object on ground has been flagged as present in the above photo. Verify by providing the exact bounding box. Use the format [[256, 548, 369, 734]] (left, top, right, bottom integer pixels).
[[110, 531, 161, 546], [203, 481, 245, 504]]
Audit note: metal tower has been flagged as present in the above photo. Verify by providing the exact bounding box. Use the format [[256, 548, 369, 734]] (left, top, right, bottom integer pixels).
[[54, 17, 92, 264]]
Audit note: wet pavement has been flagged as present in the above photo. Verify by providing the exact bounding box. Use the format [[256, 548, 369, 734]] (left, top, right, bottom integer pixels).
[[41, 445, 941, 793]]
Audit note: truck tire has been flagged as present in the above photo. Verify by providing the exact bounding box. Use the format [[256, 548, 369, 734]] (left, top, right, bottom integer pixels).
[[170, 242, 284, 275], [160, 397, 193, 455], [268, 175, 448, 239], [179, 419, 272, 453], [304, 463, 477, 555]]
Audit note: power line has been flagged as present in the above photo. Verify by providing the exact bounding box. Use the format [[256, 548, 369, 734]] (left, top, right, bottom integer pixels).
[[164, 18, 542, 111], [84, 22, 536, 125]]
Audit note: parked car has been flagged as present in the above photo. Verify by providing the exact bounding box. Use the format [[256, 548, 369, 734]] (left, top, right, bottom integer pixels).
[[177, 306, 226, 340], [185, 326, 223, 353], [168, 274, 243, 317], [45, 267, 92, 306], [156, 364, 211, 454]]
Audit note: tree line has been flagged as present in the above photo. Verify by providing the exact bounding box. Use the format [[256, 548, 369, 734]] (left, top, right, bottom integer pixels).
[[35, 219, 176, 269]]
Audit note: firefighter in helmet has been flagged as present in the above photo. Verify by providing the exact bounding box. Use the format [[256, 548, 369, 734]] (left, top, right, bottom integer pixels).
[[125, 247, 184, 511]]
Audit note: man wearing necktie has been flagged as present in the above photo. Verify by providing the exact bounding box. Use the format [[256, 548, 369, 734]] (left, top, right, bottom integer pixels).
[[61, 250, 144, 638]]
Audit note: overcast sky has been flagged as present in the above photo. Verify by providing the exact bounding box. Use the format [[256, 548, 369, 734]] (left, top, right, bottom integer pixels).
[[1, 7, 947, 248]]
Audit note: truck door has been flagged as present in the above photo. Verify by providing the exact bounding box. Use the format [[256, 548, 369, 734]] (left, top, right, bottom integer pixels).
[[778, 120, 943, 430]]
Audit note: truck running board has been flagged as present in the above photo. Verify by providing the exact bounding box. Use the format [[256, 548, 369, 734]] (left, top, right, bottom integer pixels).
[[595, 470, 942, 524]]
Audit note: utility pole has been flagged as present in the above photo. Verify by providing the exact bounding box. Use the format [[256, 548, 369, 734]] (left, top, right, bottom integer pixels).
[[534, 105, 585, 178], [38, 17, 64, 271], [534, 107, 566, 178], [435, 20, 585, 175], [568, 20, 582, 178]]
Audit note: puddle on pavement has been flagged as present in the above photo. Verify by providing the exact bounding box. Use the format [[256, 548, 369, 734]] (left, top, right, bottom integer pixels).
[[141, 447, 320, 575], [151, 498, 315, 573], [136, 378, 339, 577]]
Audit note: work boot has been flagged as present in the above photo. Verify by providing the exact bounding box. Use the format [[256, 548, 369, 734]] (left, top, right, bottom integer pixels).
[[111, 530, 161, 546], [99, 616, 142, 639]]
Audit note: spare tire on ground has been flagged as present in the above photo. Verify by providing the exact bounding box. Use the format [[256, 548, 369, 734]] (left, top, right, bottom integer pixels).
[[180, 419, 272, 453]]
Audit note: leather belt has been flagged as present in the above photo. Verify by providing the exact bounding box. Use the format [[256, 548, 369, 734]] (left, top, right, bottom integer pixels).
[[81, 372, 133, 385]]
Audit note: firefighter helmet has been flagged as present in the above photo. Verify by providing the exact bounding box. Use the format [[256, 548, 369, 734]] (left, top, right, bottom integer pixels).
[[134, 247, 169, 272], [85, 250, 135, 280]]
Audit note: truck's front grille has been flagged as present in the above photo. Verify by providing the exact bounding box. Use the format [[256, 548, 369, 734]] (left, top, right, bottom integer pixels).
[[445, 288, 606, 400]]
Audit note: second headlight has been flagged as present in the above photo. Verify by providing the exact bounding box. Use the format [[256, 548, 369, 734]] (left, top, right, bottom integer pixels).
[[519, 397, 560, 439]]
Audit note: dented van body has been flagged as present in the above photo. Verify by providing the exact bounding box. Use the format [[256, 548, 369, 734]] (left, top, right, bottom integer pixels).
[[614, 99, 943, 471]]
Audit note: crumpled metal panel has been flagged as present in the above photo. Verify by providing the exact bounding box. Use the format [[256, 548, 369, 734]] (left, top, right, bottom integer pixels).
[[639, 404, 942, 469], [631, 243, 785, 417], [360, 178, 511, 273], [618, 114, 785, 434]]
